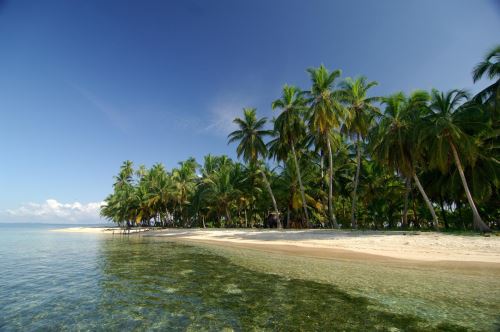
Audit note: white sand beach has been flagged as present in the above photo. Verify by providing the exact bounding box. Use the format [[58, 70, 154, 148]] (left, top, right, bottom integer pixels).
[[55, 227, 500, 264]]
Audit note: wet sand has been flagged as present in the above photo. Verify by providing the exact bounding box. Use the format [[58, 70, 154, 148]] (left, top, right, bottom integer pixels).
[[55, 227, 500, 264], [152, 229, 500, 264]]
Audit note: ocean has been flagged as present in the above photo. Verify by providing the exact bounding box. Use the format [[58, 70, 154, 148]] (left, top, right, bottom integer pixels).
[[0, 224, 497, 331]]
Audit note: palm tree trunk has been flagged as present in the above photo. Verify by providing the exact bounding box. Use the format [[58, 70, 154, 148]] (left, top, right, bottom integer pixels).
[[260, 167, 281, 229], [411, 191, 419, 228], [320, 151, 324, 179], [178, 205, 182, 227], [350, 136, 362, 229], [342, 199, 345, 220], [327, 137, 339, 228], [449, 141, 490, 232], [287, 206, 290, 228], [412, 172, 439, 230], [225, 207, 232, 226], [291, 144, 309, 225], [402, 177, 411, 229], [396, 129, 410, 229]]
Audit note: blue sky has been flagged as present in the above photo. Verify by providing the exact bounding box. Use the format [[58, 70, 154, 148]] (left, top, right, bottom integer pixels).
[[0, 0, 499, 223]]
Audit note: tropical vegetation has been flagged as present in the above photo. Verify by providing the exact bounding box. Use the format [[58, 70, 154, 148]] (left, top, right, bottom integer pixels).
[[101, 45, 500, 232]]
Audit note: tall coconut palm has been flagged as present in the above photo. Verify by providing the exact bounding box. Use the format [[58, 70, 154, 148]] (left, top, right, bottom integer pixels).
[[228, 108, 281, 228], [114, 160, 134, 189], [306, 65, 343, 228], [102, 161, 138, 227], [101, 160, 137, 226], [371, 91, 440, 229], [421, 89, 491, 232], [339, 76, 379, 228], [146, 163, 175, 226], [271, 85, 310, 224]]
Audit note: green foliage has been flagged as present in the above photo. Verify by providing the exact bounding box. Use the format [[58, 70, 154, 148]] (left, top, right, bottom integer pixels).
[[102, 45, 500, 231], [227, 108, 272, 164]]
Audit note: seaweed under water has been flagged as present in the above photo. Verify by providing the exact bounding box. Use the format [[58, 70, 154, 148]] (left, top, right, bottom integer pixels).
[[93, 238, 472, 331]]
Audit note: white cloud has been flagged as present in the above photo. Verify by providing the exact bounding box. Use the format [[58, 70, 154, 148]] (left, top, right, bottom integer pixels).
[[2, 199, 105, 224], [202, 94, 256, 136], [70, 83, 130, 132]]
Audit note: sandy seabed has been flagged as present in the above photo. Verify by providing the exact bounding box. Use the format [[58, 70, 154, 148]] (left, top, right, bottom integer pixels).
[[54, 227, 500, 330], [55, 227, 500, 264]]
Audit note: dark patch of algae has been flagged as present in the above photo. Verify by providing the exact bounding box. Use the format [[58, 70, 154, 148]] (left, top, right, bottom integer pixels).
[[96, 237, 473, 331]]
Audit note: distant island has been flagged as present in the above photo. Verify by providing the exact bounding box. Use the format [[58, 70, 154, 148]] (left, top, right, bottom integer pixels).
[[100, 45, 499, 233]]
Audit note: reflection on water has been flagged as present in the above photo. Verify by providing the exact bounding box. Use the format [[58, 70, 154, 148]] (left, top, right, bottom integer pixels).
[[0, 226, 498, 331]]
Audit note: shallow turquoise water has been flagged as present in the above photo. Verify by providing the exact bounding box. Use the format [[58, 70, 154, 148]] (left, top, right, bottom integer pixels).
[[0, 224, 497, 331]]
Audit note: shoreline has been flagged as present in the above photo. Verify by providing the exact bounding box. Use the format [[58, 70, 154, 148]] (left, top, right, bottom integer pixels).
[[52, 226, 151, 234], [54, 227, 500, 265], [164, 237, 500, 272]]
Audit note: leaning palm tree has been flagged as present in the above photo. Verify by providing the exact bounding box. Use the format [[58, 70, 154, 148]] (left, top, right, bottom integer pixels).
[[371, 91, 440, 229], [421, 89, 491, 232], [306, 65, 343, 228], [271, 85, 310, 225], [228, 108, 281, 228], [339, 76, 379, 228]]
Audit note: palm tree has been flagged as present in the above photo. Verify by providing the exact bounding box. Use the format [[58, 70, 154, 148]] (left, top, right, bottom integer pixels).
[[472, 44, 500, 108], [340, 76, 379, 228], [228, 108, 281, 228], [202, 163, 238, 226], [358, 159, 404, 229], [146, 163, 175, 226], [114, 160, 134, 189], [421, 89, 491, 232], [101, 160, 137, 227], [371, 91, 440, 229], [172, 158, 198, 226], [271, 85, 310, 225], [306, 65, 343, 228], [273, 153, 325, 227]]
